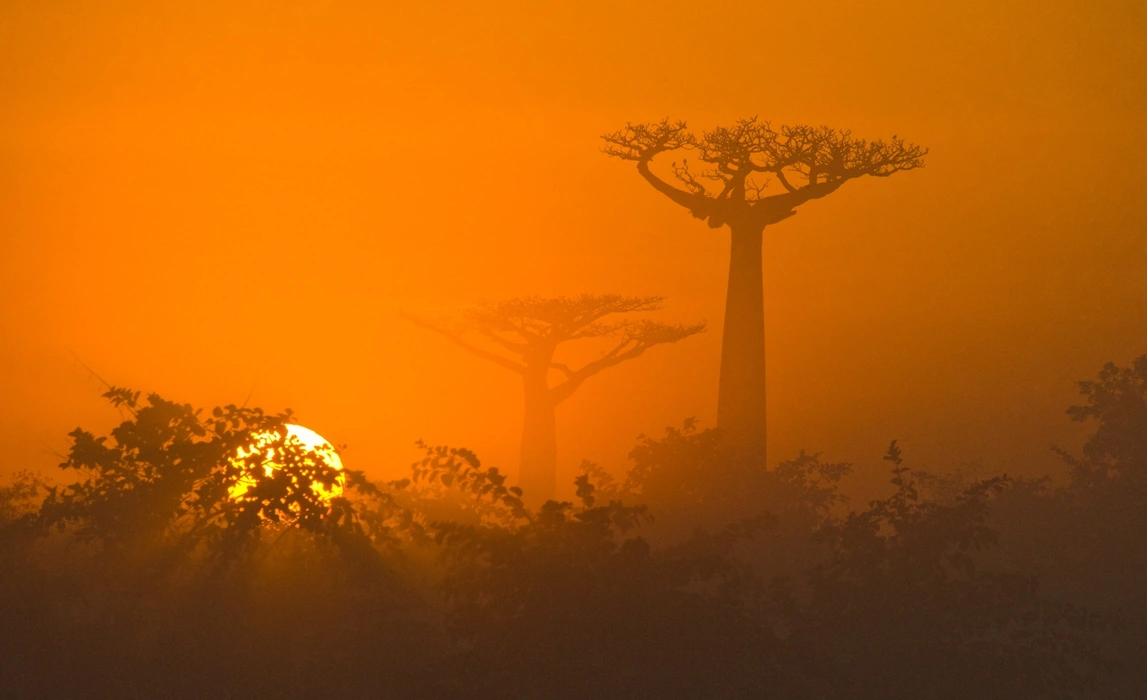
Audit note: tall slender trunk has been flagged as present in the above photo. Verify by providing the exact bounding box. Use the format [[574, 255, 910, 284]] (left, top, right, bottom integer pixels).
[[519, 368, 557, 503], [716, 224, 767, 462]]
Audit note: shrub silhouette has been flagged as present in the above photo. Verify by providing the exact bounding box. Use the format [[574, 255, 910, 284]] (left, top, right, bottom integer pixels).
[[6, 364, 1145, 697]]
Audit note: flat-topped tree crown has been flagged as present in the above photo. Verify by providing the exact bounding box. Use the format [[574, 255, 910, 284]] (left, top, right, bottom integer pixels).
[[464, 294, 675, 350], [602, 117, 927, 231], [414, 294, 704, 393], [405, 293, 704, 501]]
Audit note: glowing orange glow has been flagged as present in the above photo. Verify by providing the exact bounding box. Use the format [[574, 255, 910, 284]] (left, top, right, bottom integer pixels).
[[0, 0, 1144, 500], [228, 424, 345, 504]]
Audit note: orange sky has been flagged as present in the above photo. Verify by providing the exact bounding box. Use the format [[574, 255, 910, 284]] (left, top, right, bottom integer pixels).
[[2, 0, 1145, 495]]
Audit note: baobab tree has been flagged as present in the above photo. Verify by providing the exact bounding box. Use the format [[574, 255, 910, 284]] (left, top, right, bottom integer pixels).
[[603, 118, 927, 461], [405, 294, 704, 502]]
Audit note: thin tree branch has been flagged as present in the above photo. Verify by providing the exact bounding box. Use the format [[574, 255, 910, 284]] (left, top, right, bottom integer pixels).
[[549, 339, 644, 405], [473, 327, 531, 353], [774, 170, 798, 193], [401, 312, 527, 374], [637, 159, 711, 215], [549, 321, 705, 405]]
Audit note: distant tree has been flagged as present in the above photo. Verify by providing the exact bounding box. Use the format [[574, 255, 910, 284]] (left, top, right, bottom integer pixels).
[[1064, 354, 1147, 489], [603, 118, 927, 460], [0, 471, 43, 527], [1030, 355, 1147, 623], [405, 294, 704, 501]]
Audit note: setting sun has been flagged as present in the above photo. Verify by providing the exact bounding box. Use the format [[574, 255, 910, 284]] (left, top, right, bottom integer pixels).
[[228, 423, 345, 504]]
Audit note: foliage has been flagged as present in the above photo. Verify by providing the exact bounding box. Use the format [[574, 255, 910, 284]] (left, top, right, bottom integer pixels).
[[408, 440, 528, 526], [427, 476, 790, 698], [622, 419, 850, 543], [0, 470, 44, 526], [6, 365, 1146, 697], [805, 445, 1104, 699], [1063, 355, 1147, 489]]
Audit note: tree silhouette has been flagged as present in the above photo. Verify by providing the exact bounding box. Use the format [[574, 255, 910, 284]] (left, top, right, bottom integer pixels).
[[1065, 355, 1147, 488], [1, 382, 1118, 697], [603, 118, 926, 460], [36, 388, 374, 565], [405, 294, 704, 501]]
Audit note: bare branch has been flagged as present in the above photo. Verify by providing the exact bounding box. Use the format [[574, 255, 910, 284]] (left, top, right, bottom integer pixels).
[[410, 296, 703, 407], [601, 119, 712, 217], [464, 303, 547, 342], [549, 362, 575, 378], [670, 159, 709, 197], [636, 159, 711, 215], [549, 320, 706, 405], [401, 311, 527, 374], [472, 326, 531, 353], [468, 294, 666, 343], [600, 117, 695, 161], [774, 169, 798, 193], [744, 174, 770, 202]]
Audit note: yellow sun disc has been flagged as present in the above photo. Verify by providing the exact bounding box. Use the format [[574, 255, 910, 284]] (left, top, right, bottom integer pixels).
[[228, 424, 345, 504]]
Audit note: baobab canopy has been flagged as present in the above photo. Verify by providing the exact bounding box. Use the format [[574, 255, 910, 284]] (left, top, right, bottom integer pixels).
[[602, 117, 927, 230], [405, 294, 704, 501]]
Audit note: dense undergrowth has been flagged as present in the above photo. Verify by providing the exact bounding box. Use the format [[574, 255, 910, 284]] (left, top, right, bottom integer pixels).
[[3, 357, 1147, 699]]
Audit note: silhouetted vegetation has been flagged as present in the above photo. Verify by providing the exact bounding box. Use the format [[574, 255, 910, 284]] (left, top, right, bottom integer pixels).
[[5, 355, 1147, 697], [603, 118, 927, 461], [404, 294, 703, 501]]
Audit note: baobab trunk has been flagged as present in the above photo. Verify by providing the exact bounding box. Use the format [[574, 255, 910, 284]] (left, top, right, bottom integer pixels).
[[519, 369, 557, 502], [716, 225, 767, 462]]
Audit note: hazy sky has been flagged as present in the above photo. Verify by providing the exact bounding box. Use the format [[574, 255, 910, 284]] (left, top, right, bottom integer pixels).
[[2, 0, 1145, 494]]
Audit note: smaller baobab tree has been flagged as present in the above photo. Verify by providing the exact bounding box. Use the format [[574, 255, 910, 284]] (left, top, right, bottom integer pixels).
[[405, 295, 704, 502]]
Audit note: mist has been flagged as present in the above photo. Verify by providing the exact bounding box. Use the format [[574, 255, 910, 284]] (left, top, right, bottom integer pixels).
[[1, 0, 1145, 697]]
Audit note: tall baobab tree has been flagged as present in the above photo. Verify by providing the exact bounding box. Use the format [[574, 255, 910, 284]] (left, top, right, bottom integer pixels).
[[603, 118, 927, 461], [405, 294, 704, 502]]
